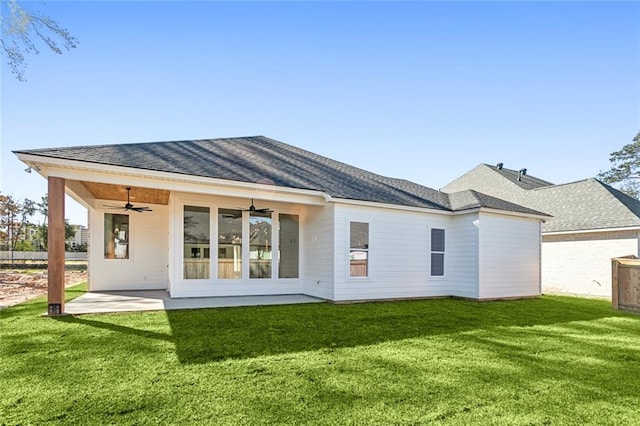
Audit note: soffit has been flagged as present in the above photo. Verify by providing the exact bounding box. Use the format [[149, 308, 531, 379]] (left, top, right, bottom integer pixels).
[[81, 181, 170, 205]]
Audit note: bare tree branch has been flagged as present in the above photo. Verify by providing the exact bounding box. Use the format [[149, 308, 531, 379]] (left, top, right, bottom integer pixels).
[[1, 0, 78, 81]]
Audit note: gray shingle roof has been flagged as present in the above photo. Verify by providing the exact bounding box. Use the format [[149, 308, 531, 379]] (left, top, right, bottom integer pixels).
[[531, 179, 640, 232], [444, 163, 640, 232], [15, 136, 542, 216], [448, 189, 549, 216]]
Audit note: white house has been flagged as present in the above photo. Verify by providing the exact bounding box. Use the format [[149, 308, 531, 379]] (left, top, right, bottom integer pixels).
[[443, 163, 640, 299], [15, 136, 548, 314]]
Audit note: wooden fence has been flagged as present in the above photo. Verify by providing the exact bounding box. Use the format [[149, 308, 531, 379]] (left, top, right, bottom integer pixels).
[[612, 256, 640, 314]]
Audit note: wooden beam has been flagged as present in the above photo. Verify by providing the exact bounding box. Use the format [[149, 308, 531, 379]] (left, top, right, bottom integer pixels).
[[48, 177, 66, 316], [612, 258, 619, 310]]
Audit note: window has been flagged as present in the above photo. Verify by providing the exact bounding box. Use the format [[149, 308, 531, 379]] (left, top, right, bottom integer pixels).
[[218, 209, 242, 279], [350, 221, 369, 277], [278, 214, 299, 278], [431, 228, 445, 277], [183, 206, 210, 279], [104, 213, 129, 259], [250, 212, 272, 278]]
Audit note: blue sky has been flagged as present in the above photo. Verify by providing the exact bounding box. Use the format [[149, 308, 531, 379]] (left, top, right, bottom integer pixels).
[[2, 1, 639, 226]]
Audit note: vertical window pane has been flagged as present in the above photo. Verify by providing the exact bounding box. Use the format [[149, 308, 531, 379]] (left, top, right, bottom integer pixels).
[[250, 212, 272, 278], [278, 214, 299, 278], [184, 206, 210, 279], [104, 213, 129, 259], [350, 221, 369, 277], [431, 228, 445, 277], [431, 228, 445, 252], [218, 209, 242, 279], [431, 253, 444, 276]]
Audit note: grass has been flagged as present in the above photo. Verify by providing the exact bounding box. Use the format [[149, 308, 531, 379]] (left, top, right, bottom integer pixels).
[[1, 287, 640, 425]]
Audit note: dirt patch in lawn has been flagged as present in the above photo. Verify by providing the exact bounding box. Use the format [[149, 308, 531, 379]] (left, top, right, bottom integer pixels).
[[0, 270, 87, 309]]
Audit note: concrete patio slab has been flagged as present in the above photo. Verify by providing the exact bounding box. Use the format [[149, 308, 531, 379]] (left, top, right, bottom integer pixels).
[[65, 290, 325, 315]]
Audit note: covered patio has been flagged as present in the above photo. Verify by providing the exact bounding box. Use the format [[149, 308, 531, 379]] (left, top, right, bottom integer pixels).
[[65, 291, 325, 315]]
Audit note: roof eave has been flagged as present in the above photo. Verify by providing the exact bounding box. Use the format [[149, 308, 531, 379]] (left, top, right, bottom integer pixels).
[[543, 225, 640, 236], [14, 152, 331, 204]]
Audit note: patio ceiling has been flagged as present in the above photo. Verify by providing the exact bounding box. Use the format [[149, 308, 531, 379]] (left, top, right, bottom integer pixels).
[[80, 181, 170, 205]]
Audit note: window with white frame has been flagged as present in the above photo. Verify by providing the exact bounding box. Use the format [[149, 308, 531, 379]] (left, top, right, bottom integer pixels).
[[104, 213, 129, 259], [350, 221, 369, 277], [278, 214, 299, 278], [249, 211, 272, 279], [218, 209, 242, 279], [183, 205, 210, 279], [430, 228, 445, 277]]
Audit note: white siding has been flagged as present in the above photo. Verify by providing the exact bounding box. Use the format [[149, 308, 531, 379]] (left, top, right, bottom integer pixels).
[[89, 203, 169, 291], [332, 204, 452, 301], [541, 231, 640, 298], [478, 212, 541, 299], [448, 213, 480, 299], [302, 205, 335, 299]]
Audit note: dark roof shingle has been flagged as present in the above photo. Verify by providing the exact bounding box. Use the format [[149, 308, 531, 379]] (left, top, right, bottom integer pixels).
[[15, 136, 542, 216]]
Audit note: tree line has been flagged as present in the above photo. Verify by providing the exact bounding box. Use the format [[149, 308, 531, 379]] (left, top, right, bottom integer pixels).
[[0, 193, 80, 252], [598, 130, 640, 199]]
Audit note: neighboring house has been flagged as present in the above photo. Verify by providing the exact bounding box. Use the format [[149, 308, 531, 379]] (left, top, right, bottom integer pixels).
[[68, 224, 88, 250], [14, 136, 548, 308], [443, 163, 640, 299]]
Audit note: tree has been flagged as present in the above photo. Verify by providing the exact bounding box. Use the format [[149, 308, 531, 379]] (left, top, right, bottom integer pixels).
[[34, 194, 76, 250], [0, 192, 36, 250], [36, 221, 77, 251], [1, 0, 78, 81], [598, 130, 640, 199]]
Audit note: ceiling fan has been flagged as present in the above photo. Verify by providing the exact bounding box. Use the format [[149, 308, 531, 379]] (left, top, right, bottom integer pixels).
[[104, 187, 152, 212], [242, 199, 272, 214]]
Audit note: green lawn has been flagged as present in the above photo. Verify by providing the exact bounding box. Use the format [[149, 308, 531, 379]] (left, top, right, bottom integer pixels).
[[1, 286, 639, 425]]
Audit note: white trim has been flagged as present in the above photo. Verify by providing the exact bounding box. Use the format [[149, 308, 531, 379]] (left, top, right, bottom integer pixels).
[[543, 226, 640, 236], [329, 199, 549, 220], [471, 207, 550, 221], [331, 197, 452, 216]]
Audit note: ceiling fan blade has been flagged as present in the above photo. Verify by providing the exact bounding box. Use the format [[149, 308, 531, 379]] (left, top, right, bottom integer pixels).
[[131, 206, 152, 212], [255, 208, 272, 213]]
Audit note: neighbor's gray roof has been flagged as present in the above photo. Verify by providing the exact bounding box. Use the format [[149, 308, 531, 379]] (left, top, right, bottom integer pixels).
[[15, 136, 543, 215], [531, 179, 640, 232], [445, 162, 640, 232]]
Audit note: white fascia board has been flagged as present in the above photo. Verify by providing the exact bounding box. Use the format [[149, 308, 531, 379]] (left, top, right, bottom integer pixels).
[[474, 207, 550, 221], [15, 153, 329, 206], [543, 226, 640, 236], [329, 197, 453, 216], [302, 196, 549, 220]]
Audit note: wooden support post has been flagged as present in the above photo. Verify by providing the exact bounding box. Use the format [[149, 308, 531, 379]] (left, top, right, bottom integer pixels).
[[611, 258, 619, 310], [48, 177, 66, 316]]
